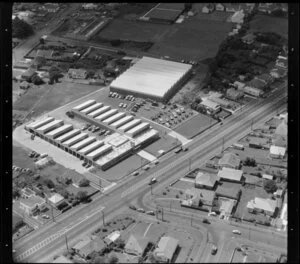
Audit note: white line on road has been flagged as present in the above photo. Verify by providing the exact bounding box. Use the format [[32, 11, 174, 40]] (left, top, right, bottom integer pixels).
[[143, 223, 152, 237]]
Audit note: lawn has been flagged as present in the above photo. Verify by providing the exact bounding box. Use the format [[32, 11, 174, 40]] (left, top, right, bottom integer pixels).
[[149, 18, 233, 61], [13, 144, 36, 170], [249, 14, 288, 39], [171, 180, 195, 190], [174, 112, 217, 139]]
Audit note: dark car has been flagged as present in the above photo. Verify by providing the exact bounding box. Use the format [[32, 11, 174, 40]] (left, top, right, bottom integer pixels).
[[202, 218, 210, 224], [82, 162, 87, 167], [129, 205, 137, 210], [34, 153, 40, 158]]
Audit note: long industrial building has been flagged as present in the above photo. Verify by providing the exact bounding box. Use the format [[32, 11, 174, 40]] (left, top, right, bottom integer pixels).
[[110, 56, 193, 102]]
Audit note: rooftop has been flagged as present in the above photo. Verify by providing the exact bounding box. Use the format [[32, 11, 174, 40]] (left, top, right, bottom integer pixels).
[[48, 193, 64, 205], [195, 172, 217, 187], [154, 236, 179, 260], [125, 235, 149, 256], [218, 152, 240, 168], [247, 197, 277, 213], [218, 167, 243, 182]]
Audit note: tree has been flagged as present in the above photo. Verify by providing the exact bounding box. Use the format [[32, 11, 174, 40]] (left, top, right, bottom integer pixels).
[[43, 179, 55, 189], [243, 157, 257, 167], [114, 239, 125, 249], [110, 39, 121, 47], [13, 189, 21, 199], [48, 65, 63, 84], [12, 17, 34, 39], [58, 189, 69, 199], [271, 9, 285, 17], [263, 180, 277, 193], [79, 178, 90, 187], [76, 191, 88, 202], [30, 74, 44, 85]]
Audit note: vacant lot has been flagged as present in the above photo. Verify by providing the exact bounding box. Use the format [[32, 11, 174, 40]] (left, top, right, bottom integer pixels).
[[171, 180, 195, 190], [249, 15, 288, 39], [175, 113, 217, 139], [149, 18, 232, 61], [13, 80, 102, 120]]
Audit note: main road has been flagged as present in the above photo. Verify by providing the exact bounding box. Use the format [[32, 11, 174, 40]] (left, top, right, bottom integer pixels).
[[13, 86, 286, 262]]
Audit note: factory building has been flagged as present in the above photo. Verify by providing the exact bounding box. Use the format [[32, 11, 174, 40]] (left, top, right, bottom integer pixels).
[[70, 137, 96, 152], [56, 129, 81, 143], [72, 100, 96, 111], [119, 119, 142, 133], [78, 140, 104, 156], [95, 109, 118, 121], [110, 115, 134, 129], [126, 122, 150, 137], [88, 105, 111, 118], [103, 112, 126, 125], [25, 116, 55, 132], [80, 103, 103, 115], [46, 124, 73, 139], [63, 133, 89, 148], [36, 120, 64, 135], [86, 144, 113, 161], [110, 56, 192, 102]]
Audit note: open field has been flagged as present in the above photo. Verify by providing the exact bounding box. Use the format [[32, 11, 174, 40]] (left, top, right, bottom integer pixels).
[[13, 80, 103, 120], [171, 180, 195, 190], [174, 112, 217, 139], [95, 18, 171, 43], [249, 14, 288, 39], [149, 18, 232, 61], [13, 144, 37, 170]]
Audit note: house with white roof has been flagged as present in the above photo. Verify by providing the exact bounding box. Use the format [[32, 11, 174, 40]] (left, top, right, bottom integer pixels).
[[195, 172, 218, 190], [125, 235, 149, 256], [217, 167, 243, 182], [270, 145, 286, 159], [247, 197, 277, 216], [48, 193, 65, 207], [154, 236, 179, 263]]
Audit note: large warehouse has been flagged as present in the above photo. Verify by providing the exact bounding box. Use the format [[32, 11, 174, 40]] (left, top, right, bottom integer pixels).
[[110, 56, 193, 102]]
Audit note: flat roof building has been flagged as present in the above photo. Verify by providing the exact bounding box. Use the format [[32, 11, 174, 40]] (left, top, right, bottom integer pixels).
[[217, 167, 243, 182], [80, 102, 103, 115], [36, 120, 63, 134], [46, 124, 73, 139], [110, 115, 134, 129], [26, 116, 55, 130], [154, 236, 179, 263], [63, 133, 88, 147], [119, 119, 142, 132], [86, 144, 113, 160], [110, 56, 192, 102], [78, 140, 104, 155], [88, 105, 111, 118], [56, 129, 81, 143], [133, 129, 159, 147], [70, 137, 96, 151], [126, 122, 150, 137], [107, 134, 129, 147], [95, 109, 118, 121], [73, 100, 96, 111], [103, 112, 126, 125]]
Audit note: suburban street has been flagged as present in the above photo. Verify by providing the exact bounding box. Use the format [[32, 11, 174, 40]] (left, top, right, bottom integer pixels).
[[13, 81, 287, 262]]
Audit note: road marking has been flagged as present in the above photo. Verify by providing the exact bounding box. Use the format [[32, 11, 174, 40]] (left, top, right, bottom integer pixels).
[[143, 223, 152, 237]]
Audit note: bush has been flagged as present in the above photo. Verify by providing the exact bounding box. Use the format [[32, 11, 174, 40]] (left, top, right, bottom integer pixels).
[[76, 191, 88, 202], [162, 192, 167, 195], [79, 178, 90, 187], [263, 180, 277, 193], [175, 194, 179, 198], [43, 179, 55, 189], [243, 157, 257, 167]]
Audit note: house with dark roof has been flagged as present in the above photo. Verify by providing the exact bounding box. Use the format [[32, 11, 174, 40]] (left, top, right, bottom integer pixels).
[[72, 236, 92, 255], [218, 152, 241, 169], [125, 235, 149, 256], [216, 185, 241, 200], [226, 88, 244, 101], [255, 73, 274, 85], [21, 68, 37, 81], [242, 33, 255, 45], [247, 78, 266, 90], [195, 172, 218, 190], [77, 237, 106, 259]]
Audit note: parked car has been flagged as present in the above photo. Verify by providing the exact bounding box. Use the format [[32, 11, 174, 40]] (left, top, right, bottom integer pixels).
[[86, 163, 92, 168], [183, 147, 189, 152], [34, 153, 40, 158], [119, 103, 123, 108], [149, 177, 157, 185], [132, 171, 139, 176], [137, 208, 145, 213], [144, 165, 150, 171], [82, 162, 87, 167], [40, 153, 48, 158], [146, 211, 155, 216], [41, 214, 50, 219], [202, 218, 210, 224], [129, 205, 137, 210], [211, 245, 218, 255], [208, 212, 217, 216], [232, 230, 241, 235]]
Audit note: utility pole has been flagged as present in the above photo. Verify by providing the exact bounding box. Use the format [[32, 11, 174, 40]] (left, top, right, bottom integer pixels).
[[102, 211, 105, 226], [222, 137, 225, 152], [65, 232, 69, 252], [188, 158, 192, 172], [161, 207, 164, 222], [170, 201, 172, 212]]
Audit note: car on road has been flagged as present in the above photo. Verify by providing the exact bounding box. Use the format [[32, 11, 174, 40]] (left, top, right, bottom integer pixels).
[[137, 208, 145, 213], [82, 162, 87, 167], [149, 177, 157, 185], [129, 205, 137, 210], [232, 230, 241, 235], [153, 160, 159, 165], [86, 163, 92, 168], [132, 171, 139, 176], [208, 212, 217, 216], [183, 147, 189, 152], [174, 147, 182, 154], [34, 152, 40, 158], [144, 165, 150, 171], [40, 153, 48, 158], [211, 245, 218, 255], [146, 211, 155, 216]]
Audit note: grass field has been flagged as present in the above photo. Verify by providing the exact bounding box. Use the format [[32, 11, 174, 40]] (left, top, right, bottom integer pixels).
[[149, 18, 232, 61], [174, 113, 217, 139], [95, 18, 171, 43], [171, 180, 195, 190], [249, 14, 288, 39]]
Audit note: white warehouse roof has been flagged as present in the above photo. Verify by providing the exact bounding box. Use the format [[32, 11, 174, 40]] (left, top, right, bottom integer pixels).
[[110, 56, 192, 99], [70, 137, 96, 151], [118, 119, 142, 132], [80, 102, 103, 114], [73, 100, 96, 111], [78, 140, 104, 155], [63, 133, 88, 147], [46, 124, 73, 138], [86, 144, 112, 160], [126, 122, 150, 137], [103, 112, 126, 125], [26, 116, 55, 129], [110, 115, 134, 129], [56, 129, 81, 143], [88, 105, 111, 118], [36, 120, 63, 133], [95, 109, 118, 121]]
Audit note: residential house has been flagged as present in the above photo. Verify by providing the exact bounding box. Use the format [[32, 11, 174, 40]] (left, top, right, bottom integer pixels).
[[48, 193, 65, 208], [205, 159, 218, 169], [274, 120, 287, 138], [72, 236, 92, 255], [52, 255, 73, 263], [154, 236, 179, 263], [242, 33, 255, 45], [218, 197, 237, 217], [226, 88, 244, 101], [231, 10, 245, 24], [78, 237, 106, 259], [208, 97, 231, 108], [21, 68, 37, 81], [262, 174, 274, 180], [247, 197, 277, 216], [274, 188, 284, 199], [202, 4, 215, 13], [217, 167, 243, 182], [68, 68, 88, 79], [124, 235, 150, 256], [272, 135, 287, 148], [270, 145, 286, 159], [195, 172, 218, 190], [21, 187, 36, 198], [20, 81, 30, 90], [218, 152, 241, 169], [247, 78, 266, 91], [19, 195, 46, 215], [199, 99, 221, 114], [255, 73, 274, 85], [82, 3, 98, 10], [216, 185, 241, 200], [248, 137, 269, 149], [36, 49, 54, 59], [215, 3, 225, 11], [233, 81, 246, 90], [104, 231, 121, 245], [270, 66, 287, 79], [242, 86, 264, 97], [224, 3, 241, 12]]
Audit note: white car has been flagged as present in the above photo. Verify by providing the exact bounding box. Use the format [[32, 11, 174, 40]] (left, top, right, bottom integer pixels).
[[208, 212, 217, 216], [42, 215, 50, 219], [232, 230, 241, 235], [137, 208, 145, 213]]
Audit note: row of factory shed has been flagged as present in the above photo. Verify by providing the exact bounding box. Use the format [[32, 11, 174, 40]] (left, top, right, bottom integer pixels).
[[24, 102, 159, 170]]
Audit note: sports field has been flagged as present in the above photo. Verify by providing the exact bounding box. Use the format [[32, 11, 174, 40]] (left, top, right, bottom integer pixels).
[[249, 14, 288, 39]]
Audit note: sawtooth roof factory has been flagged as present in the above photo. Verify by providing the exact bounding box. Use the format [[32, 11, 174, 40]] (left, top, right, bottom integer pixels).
[[110, 56, 193, 102]]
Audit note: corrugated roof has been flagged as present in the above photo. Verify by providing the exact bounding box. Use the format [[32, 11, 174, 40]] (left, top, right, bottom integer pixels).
[[217, 167, 243, 181], [195, 172, 217, 187], [155, 236, 178, 260], [218, 152, 240, 168], [110, 56, 192, 99], [125, 235, 149, 256]]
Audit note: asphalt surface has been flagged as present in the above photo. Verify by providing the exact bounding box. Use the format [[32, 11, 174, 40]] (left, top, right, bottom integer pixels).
[[13, 83, 287, 262]]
